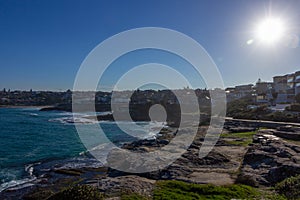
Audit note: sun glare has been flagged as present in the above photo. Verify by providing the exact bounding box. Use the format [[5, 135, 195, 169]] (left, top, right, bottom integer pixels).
[[256, 18, 285, 44]]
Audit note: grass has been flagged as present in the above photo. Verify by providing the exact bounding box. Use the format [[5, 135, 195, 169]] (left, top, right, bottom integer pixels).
[[221, 131, 256, 139], [225, 139, 253, 147], [221, 131, 257, 147], [153, 180, 259, 200], [26, 180, 286, 200]]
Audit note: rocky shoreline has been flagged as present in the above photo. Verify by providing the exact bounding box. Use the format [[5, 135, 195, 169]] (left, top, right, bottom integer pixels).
[[2, 122, 300, 199]]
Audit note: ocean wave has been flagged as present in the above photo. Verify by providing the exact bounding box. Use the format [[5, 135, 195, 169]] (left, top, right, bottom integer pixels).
[[0, 177, 36, 193], [49, 116, 98, 124], [55, 111, 112, 117], [0, 155, 103, 193], [25, 162, 41, 176], [0, 163, 38, 193], [53, 157, 103, 170], [29, 113, 38, 116], [49, 111, 113, 124]]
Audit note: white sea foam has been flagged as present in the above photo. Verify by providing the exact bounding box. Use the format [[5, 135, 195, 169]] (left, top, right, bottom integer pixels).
[[0, 177, 36, 193], [25, 162, 40, 176], [0, 164, 38, 193], [53, 156, 103, 170], [55, 111, 112, 116], [49, 116, 98, 124], [49, 111, 113, 124]]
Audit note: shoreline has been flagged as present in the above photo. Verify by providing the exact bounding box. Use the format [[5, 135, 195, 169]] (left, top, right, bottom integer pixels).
[[0, 105, 51, 109], [2, 123, 300, 199]]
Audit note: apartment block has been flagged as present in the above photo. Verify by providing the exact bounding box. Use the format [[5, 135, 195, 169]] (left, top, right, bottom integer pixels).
[[273, 71, 300, 103]]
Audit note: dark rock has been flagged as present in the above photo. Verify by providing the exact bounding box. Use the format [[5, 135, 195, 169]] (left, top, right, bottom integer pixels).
[[277, 125, 300, 132], [157, 139, 169, 145], [54, 168, 83, 176], [236, 173, 260, 187], [228, 127, 256, 133], [273, 131, 300, 141], [22, 188, 54, 200]]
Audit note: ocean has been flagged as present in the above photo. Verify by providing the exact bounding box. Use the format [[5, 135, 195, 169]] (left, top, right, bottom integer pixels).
[[0, 108, 163, 192]]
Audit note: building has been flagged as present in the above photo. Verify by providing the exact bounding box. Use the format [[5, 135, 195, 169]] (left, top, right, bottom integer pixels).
[[273, 75, 288, 93], [273, 75, 290, 103], [272, 71, 300, 103], [254, 79, 273, 104], [295, 71, 300, 95], [225, 84, 254, 102]]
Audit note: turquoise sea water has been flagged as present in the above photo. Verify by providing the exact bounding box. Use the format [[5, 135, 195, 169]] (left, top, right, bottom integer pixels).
[[0, 108, 162, 192]]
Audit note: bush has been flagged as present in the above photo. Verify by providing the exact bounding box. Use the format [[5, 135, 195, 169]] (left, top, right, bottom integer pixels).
[[286, 104, 300, 112], [48, 185, 103, 200], [226, 97, 254, 117], [275, 175, 300, 199]]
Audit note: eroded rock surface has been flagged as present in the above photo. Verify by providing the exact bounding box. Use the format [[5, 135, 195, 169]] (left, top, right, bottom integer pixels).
[[238, 129, 300, 186]]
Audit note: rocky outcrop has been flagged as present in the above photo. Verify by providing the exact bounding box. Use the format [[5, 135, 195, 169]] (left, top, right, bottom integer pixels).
[[273, 126, 300, 141], [227, 127, 257, 133], [5, 124, 300, 199], [91, 175, 155, 197], [107, 126, 247, 186], [238, 129, 300, 187]]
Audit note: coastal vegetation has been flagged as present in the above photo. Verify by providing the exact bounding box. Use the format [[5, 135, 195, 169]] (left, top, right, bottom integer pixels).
[[221, 131, 257, 146], [43, 180, 287, 200], [227, 96, 300, 123], [153, 181, 260, 200], [275, 174, 300, 199], [48, 185, 103, 200]]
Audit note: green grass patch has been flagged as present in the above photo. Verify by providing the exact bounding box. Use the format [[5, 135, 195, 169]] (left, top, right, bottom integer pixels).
[[221, 131, 256, 146], [221, 131, 256, 139], [225, 139, 253, 147], [153, 180, 260, 200]]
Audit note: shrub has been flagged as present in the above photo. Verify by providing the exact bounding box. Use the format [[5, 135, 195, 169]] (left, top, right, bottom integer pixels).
[[48, 185, 103, 200], [275, 175, 300, 199]]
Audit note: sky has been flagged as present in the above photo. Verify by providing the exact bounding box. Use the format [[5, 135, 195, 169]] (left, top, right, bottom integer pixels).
[[0, 0, 300, 91]]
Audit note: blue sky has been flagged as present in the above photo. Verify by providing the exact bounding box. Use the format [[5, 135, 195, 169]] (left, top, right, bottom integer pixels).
[[0, 0, 299, 91]]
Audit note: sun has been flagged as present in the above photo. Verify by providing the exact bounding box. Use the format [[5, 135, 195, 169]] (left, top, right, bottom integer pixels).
[[255, 18, 285, 44]]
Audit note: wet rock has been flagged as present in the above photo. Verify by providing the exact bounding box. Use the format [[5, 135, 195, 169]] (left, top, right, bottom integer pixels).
[[157, 139, 169, 145], [54, 168, 83, 176]]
